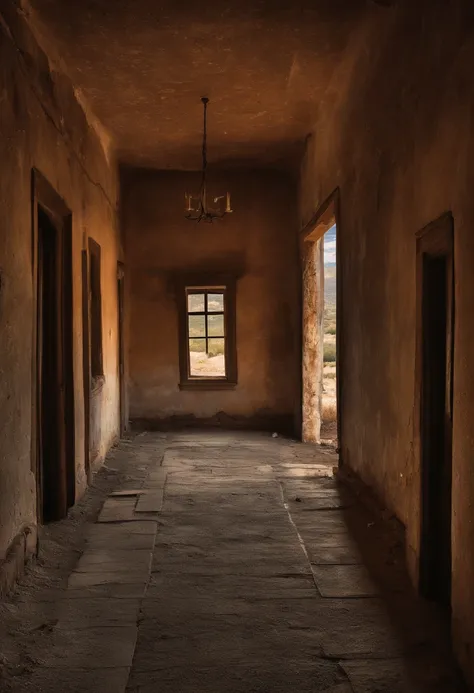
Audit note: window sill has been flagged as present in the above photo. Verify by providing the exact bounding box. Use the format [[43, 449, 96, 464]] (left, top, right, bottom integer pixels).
[[179, 380, 237, 391]]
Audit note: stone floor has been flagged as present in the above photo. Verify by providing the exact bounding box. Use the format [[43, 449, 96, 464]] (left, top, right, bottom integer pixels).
[[0, 432, 468, 692]]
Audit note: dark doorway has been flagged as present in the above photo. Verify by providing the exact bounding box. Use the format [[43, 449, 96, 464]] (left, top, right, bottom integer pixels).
[[117, 262, 126, 435], [36, 206, 74, 522], [87, 238, 104, 467], [33, 170, 75, 523], [417, 214, 454, 608], [81, 250, 91, 483]]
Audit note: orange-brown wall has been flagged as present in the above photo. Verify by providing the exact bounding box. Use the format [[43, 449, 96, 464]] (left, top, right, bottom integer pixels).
[[0, 5, 120, 561], [122, 168, 299, 432], [299, 2, 474, 683]]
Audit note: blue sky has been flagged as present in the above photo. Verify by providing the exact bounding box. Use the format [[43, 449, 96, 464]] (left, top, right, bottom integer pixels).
[[324, 224, 336, 265]]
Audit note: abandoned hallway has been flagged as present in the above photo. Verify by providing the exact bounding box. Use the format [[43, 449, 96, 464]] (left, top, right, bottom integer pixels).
[[0, 432, 465, 692], [3, 0, 474, 690]]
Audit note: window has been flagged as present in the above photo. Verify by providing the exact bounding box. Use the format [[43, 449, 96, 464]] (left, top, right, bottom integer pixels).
[[88, 238, 103, 381], [178, 279, 237, 389]]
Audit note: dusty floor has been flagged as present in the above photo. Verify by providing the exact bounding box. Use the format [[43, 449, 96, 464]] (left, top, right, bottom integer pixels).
[[0, 432, 467, 692]]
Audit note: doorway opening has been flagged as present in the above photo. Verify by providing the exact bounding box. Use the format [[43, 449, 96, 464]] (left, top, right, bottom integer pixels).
[[302, 190, 340, 448], [81, 249, 91, 483], [416, 214, 454, 609], [33, 173, 75, 523], [322, 223, 337, 443], [87, 238, 104, 467]]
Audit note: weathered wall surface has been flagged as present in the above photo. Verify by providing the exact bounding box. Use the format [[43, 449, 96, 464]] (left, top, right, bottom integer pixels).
[[0, 5, 120, 560], [299, 1, 474, 683], [122, 168, 299, 432], [301, 237, 324, 443]]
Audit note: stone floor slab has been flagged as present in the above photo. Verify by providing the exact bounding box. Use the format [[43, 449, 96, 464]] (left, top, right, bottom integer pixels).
[[89, 521, 158, 536], [292, 513, 349, 533], [43, 626, 137, 669], [341, 658, 466, 693], [320, 621, 403, 659], [75, 548, 152, 569], [98, 498, 138, 523], [128, 665, 351, 692], [27, 666, 130, 693], [293, 498, 351, 510], [68, 569, 150, 588], [303, 533, 359, 550], [144, 469, 167, 486], [131, 628, 324, 671], [56, 597, 141, 629], [146, 574, 317, 600], [75, 558, 152, 574], [312, 564, 379, 597], [64, 583, 148, 599], [135, 489, 164, 513], [309, 545, 363, 565], [84, 533, 153, 549], [341, 660, 418, 692]]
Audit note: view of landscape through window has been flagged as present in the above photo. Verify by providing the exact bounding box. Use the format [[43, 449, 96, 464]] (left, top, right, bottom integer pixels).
[[187, 290, 226, 377], [323, 224, 337, 439]]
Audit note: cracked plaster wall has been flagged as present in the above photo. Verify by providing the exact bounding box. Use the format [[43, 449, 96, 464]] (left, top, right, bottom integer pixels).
[[0, 4, 120, 559], [299, 2, 474, 683]]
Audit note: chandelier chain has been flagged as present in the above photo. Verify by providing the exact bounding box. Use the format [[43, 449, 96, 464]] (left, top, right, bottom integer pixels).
[[185, 96, 232, 223], [202, 97, 208, 176]]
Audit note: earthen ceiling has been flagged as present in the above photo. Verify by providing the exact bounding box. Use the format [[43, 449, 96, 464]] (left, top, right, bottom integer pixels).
[[26, 0, 369, 169]]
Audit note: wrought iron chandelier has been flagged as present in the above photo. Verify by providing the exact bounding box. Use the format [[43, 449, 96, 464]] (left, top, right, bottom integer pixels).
[[185, 97, 232, 223]]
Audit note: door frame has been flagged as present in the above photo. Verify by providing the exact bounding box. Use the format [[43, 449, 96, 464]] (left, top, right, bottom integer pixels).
[[117, 261, 127, 436], [300, 188, 342, 453], [81, 249, 91, 483], [31, 169, 75, 521], [414, 211, 454, 603]]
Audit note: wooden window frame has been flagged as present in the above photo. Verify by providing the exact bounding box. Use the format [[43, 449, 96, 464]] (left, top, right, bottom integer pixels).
[[178, 275, 237, 390]]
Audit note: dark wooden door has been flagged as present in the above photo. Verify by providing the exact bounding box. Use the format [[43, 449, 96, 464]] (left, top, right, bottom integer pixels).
[[81, 250, 91, 483], [37, 207, 67, 522], [417, 214, 454, 608]]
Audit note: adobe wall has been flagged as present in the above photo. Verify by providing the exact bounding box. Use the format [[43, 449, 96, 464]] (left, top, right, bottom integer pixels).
[[299, 1, 474, 682], [0, 4, 120, 563], [122, 168, 299, 433]]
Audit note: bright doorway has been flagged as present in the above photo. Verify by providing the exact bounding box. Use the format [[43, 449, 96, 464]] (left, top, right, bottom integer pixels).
[[321, 224, 337, 444], [301, 191, 339, 448]]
